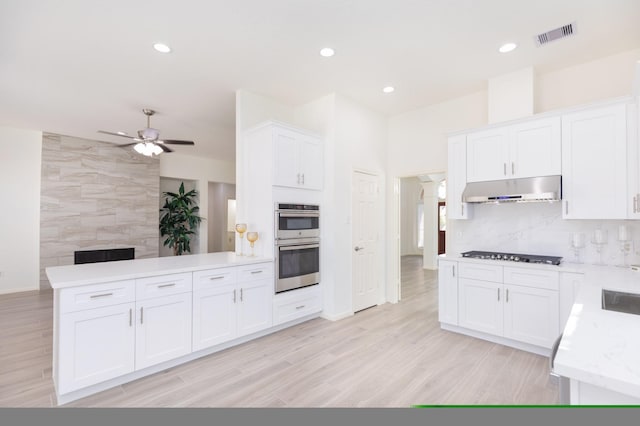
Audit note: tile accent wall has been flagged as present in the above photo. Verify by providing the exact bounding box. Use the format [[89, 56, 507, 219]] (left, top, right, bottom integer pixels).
[[40, 134, 160, 289], [449, 202, 640, 267]]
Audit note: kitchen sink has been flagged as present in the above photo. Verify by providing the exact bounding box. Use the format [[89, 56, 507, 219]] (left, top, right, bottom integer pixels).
[[602, 289, 640, 316]]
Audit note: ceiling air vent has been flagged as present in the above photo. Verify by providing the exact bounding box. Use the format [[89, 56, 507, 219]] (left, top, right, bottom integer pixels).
[[534, 22, 576, 47]]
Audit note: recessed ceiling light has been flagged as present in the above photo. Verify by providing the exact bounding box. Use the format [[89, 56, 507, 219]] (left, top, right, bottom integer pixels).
[[153, 43, 172, 53], [116, 131, 128, 136], [498, 42, 518, 53], [382, 86, 395, 94], [319, 47, 335, 57]]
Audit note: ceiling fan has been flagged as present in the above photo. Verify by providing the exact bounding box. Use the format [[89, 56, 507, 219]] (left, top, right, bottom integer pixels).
[[98, 109, 195, 156]]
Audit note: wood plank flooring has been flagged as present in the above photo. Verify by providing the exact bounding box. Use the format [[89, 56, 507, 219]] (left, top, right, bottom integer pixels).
[[0, 255, 558, 407]]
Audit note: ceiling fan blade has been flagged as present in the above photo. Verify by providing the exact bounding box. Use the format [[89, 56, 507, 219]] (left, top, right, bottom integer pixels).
[[119, 143, 138, 147], [158, 144, 174, 153], [161, 139, 195, 145], [98, 130, 136, 139]]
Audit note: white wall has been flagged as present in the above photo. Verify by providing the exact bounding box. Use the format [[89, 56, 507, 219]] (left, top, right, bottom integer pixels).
[[536, 48, 640, 113], [400, 177, 422, 256], [207, 182, 236, 253], [0, 127, 42, 294], [159, 153, 235, 254]]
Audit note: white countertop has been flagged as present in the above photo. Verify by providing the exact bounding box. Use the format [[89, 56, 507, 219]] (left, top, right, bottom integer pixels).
[[438, 253, 584, 273], [554, 265, 640, 399], [46, 252, 273, 289]]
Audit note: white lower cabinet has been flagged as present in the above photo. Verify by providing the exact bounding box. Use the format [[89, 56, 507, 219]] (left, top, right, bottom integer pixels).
[[237, 278, 272, 336], [135, 292, 192, 370], [503, 284, 559, 348], [273, 285, 322, 326], [450, 261, 560, 351], [192, 284, 238, 351], [192, 263, 273, 352], [58, 303, 135, 394], [437, 260, 459, 325], [459, 278, 502, 335]]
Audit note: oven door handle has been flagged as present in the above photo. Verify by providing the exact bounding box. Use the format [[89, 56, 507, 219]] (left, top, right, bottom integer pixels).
[[279, 244, 320, 251], [278, 212, 319, 218]]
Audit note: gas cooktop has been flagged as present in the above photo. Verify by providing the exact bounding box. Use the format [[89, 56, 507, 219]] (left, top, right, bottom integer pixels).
[[461, 251, 562, 265]]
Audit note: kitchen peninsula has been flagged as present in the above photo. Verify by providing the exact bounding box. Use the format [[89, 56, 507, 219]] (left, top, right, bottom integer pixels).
[[46, 252, 321, 405]]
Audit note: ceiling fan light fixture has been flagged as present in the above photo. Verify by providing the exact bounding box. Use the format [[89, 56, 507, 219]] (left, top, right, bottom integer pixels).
[[153, 43, 171, 53], [134, 142, 163, 156]]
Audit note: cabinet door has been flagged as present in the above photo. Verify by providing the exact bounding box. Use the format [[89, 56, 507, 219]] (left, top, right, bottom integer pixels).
[[299, 136, 323, 190], [458, 278, 503, 335], [135, 293, 192, 370], [509, 117, 561, 178], [628, 101, 640, 219], [447, 135, 471, 219], [237, 279, 272, 337], [273, 128, 301, 188], [503, 284, 559, 348], [58, 303, 135, 394], [438, 260, 458, 325], [559, 272, 583, 331], [466, 127, 509, 182], [562, 104, 628, 219], [192, 285, 238, 351]]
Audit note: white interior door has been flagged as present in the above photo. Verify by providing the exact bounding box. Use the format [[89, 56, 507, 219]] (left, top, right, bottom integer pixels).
[[352, 171, 379, 312]]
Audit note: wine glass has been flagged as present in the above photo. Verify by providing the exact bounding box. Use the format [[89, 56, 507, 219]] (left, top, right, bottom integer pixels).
[[246, 232, 259, 257], [590, 229, 608, 265], [570, 232, 585, 264], [235, 223, 247, 256]]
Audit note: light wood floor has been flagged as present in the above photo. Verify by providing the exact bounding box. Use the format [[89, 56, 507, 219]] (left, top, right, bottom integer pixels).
[[0, 255, 558, 407]]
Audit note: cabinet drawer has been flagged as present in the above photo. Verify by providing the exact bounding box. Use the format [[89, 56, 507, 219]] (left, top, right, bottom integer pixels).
[[237, 262, 274, 282], [504, 267, 559, 291], [136, 273, 192, 300], [273, 285, 321, 326], [458, 263, 503, 282], [193, 267, 236, 291], [59, 280, 135, 313]]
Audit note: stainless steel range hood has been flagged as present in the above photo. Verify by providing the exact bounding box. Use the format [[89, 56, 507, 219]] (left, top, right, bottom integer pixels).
[[462, 175, 562, 203]]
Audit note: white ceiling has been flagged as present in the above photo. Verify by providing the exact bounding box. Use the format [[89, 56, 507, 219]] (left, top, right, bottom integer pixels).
[[1, 0, 639, 161]]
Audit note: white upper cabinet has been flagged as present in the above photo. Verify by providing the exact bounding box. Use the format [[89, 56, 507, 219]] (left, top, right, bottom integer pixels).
[[272, 126, 323, 190], [561, 103, 628, 219], [627, 100, 640, 219], [447, 135, 471, 219], [509, 117, 561, 178], [466, 117, 561, 182], [466, 127, 509, 182]]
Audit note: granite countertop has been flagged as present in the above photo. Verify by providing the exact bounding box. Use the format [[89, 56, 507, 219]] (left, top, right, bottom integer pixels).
[[46, 252, 273, 289]]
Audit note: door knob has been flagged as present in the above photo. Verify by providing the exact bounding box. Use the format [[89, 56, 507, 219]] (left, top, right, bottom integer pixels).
[[354, 246, 363, 252]]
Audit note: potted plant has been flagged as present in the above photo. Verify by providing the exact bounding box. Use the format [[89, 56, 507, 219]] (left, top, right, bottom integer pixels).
[[159, 182, 203, 255]]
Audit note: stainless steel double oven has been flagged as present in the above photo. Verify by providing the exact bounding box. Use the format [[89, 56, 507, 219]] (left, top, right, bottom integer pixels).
[[274, 203, 320, 293]]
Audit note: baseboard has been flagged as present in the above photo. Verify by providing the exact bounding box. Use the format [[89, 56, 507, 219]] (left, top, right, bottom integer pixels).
[[320, 310, 354, 322], [0, 286, 40, 295], [440, 322, 551, 357]]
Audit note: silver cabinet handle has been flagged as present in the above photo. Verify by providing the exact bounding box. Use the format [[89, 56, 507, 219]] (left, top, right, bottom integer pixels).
[[565, 201, 569, 215], [158, 283, 175, 289], [354, 246, 363, 252], [296, 173, 300, 184], [497, 288, 500, 302], [503, 163, 506, 176], [140, 307, 144, 324], [233, 289, 236, 303], [90, 292, 113, 299], [250, 270, 263, 275], [461, 204, 464, 216], [302, 174, 305, 184], [296, 305, 305, 310], [209, 276, 224, 281], [452, 266, 455, 277], [511, 162, 515, 175], [129, 308, 132, 327], [634, 195, 638, 214], [506, 288, 509, 303], [240, 288, 244, 302]]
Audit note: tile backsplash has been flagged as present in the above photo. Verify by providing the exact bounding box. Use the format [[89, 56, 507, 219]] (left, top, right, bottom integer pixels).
[[448, 202, 640, 266]]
